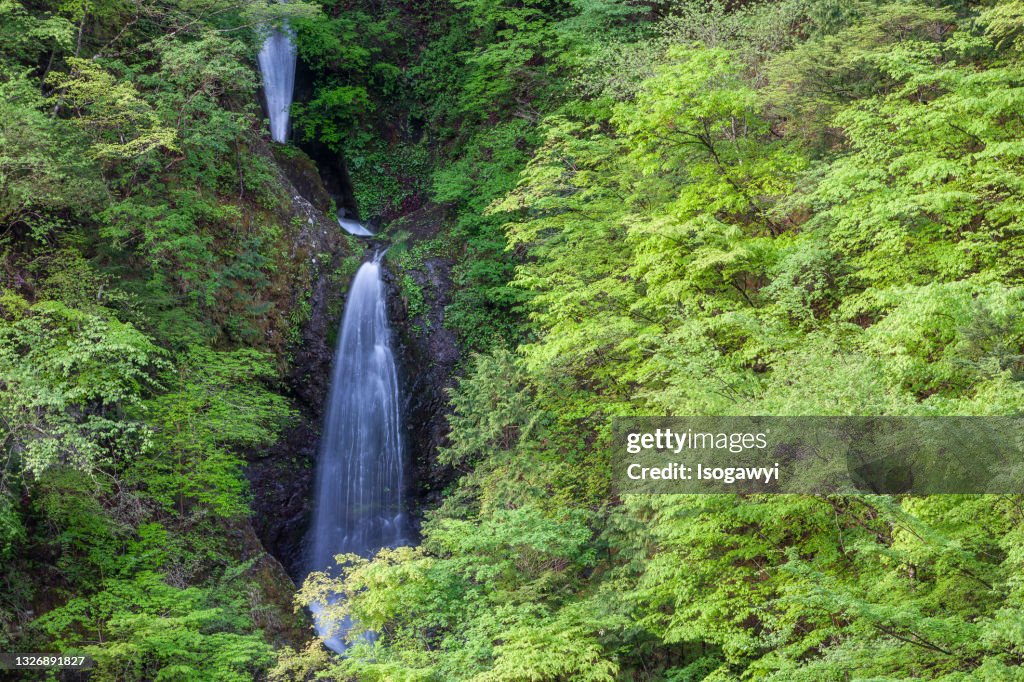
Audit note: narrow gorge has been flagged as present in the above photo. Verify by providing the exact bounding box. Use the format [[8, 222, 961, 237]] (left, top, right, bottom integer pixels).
[[255, 26, 422, 653]]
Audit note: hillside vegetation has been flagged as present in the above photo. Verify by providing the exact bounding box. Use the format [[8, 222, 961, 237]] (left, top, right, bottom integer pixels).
[[2, 0, 1023, 680]]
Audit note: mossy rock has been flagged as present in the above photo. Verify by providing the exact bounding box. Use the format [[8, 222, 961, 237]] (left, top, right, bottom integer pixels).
[[272, 146, 334, 214]]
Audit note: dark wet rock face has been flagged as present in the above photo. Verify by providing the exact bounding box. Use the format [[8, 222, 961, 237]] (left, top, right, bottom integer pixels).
[[271, 145, 334, 214], [402, 257, 460, 506], [248, 417, 319, 579], [232, 520, 310, 647], [247, 156, 458, 580], [383, 204, 462, 517], [246, 144, 354, 579], [298, 139, 360, 218]]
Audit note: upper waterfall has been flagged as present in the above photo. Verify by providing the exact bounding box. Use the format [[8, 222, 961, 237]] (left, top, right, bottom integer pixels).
[[258, 28, 297, 143], [304, 257, 409, 652]]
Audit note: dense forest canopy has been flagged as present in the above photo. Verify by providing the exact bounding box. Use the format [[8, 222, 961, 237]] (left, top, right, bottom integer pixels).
[[2, 0, 1024, 679]]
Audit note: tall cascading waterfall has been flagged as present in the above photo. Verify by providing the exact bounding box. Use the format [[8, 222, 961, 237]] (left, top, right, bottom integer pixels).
[[257, 28, 297, 143], [305, 255, 410, 653]]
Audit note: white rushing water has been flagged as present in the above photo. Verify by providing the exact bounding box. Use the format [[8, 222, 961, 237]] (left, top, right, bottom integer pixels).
[[305, 257, 409, 653], [258, 28, 297, 143], [338, 216, 374, 237]]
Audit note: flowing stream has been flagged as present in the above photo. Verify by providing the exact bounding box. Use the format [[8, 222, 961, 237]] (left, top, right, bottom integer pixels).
[[258, 28, 297, 143], [304, 255, 409, 652]]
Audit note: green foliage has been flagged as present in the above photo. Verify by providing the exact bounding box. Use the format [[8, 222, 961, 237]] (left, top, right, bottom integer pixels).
[[0, 71, 103, 236], [348, 142, 431, 221], [982, 1, 1024, 54], [49, 58, 179, 164], [293, 84, 373, 150], [290, 1, 398, 153], [615, 493, 1024, 679], [130, 346, 293, 518], [398, 272, 427, 333], [7, 0, 1024, 679], [290, 506, 608, 681], [0, 0, 327, 673], [0, 0, 73, 64], [439, 349, 540, 469], [0, 296, 164, 474], [433, 121, 540, 350], [290, 2, 1024, 681], [36, 570, 274, 681]]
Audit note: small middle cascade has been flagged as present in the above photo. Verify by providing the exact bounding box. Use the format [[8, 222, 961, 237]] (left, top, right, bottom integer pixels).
[[338, 214, 374, 237]]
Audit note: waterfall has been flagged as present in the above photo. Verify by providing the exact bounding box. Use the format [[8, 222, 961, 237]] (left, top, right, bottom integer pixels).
[[338, 216, 374, 237], [258, 28, 297, 143], [305, 256, 409, 653]]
